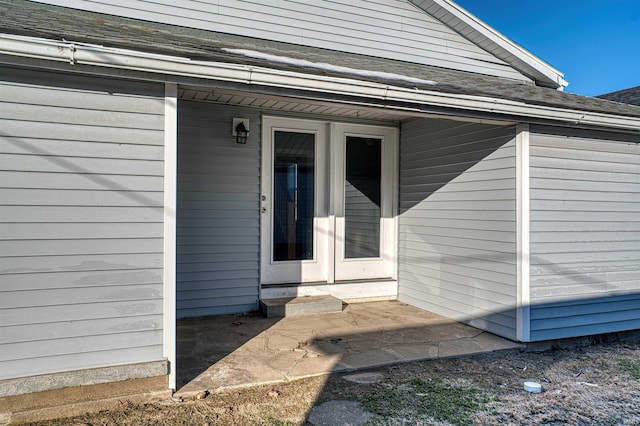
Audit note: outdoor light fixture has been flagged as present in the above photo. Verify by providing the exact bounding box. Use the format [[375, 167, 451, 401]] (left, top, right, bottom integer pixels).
[[235, 121, 248, 144], [233, 118, 249, 144]]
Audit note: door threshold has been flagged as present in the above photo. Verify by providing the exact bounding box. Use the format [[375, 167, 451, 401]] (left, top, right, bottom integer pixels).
[[260, 279, 398, 302], [261, 278, 395, 289]]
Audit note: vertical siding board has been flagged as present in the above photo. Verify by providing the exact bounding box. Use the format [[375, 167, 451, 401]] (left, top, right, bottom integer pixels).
[[34, 0, 528, 81], [529, 128, 640, 341], [0, 67, 165, 381], [176, 101, 260, 318], [397, 117, 518, 340]]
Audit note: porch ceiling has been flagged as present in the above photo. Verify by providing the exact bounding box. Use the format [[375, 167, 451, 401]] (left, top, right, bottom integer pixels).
[[178, 86, 409, 123]]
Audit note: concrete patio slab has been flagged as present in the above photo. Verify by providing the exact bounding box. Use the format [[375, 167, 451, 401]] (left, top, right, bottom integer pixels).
[[175, 300, 523, 399]]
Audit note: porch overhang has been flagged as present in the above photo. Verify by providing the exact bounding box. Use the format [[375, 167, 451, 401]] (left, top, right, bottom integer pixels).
[[1, 33, 640, 133]]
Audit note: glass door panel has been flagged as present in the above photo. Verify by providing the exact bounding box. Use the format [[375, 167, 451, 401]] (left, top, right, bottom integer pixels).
[[344, 136, 381, 259], [273, 131, 315, 261]]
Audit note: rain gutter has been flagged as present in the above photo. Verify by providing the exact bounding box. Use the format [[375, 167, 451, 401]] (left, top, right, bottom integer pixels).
[[1, 34, 639, 132]]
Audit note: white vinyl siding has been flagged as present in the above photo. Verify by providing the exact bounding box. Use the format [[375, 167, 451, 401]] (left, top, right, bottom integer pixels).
[[398, 118, 518, 340], [176, 101, 260, 318], [528, 127, 640, 341], [0, 67, 165, 380], [33, 0, 529, 81]]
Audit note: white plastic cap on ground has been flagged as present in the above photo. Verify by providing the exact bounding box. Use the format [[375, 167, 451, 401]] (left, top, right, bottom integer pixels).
[[524, 381, 542, 393]]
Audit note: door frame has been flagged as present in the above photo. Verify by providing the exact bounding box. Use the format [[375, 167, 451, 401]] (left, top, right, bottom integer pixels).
[[260, 116, 398, 286]]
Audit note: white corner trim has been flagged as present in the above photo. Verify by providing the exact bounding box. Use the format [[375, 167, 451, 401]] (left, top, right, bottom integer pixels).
[[163, 82, 178, 391], [515, 124, 530, 342]]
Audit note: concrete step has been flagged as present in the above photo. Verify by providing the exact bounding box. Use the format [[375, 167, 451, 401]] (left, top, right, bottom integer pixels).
[[259, 295, 343, 318]]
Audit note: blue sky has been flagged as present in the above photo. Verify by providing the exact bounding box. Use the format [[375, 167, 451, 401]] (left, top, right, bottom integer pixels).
[[454, 0, 640, 96]]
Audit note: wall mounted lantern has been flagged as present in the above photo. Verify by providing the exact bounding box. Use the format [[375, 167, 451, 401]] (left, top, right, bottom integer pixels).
[[232, 118, 249, 144]]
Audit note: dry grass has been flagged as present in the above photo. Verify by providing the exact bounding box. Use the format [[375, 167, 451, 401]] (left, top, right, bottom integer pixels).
[[26, 340, 640, 425]]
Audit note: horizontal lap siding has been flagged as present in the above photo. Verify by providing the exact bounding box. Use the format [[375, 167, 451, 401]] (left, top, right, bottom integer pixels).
[[36, 0, 526, 81], [176, 101, 260, 318], [0, 67, 165, 380], [398, 118, 517, 339], [529, 128, 640, 341]]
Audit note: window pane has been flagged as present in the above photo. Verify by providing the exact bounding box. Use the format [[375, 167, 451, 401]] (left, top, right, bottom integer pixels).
[[344, 136, 381, 259], [273, 131, 315, 261]]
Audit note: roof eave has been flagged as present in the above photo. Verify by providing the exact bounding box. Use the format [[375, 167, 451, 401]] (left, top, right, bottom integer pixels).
[[2, 34, 637, 132]]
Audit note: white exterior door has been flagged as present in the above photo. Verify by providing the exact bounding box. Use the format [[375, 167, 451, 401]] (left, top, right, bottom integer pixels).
[[332, 123, 398, 281], [260, 117, 329, 284], [260, 117, 397, 285]]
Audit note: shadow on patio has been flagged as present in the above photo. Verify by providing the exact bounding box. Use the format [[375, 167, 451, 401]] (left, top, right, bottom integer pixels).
[[174, 300, 521, 398]]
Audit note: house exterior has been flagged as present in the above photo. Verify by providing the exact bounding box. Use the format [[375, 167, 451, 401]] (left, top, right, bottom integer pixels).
[[1, 0, 639, 399], [599, 86, 640, 106]]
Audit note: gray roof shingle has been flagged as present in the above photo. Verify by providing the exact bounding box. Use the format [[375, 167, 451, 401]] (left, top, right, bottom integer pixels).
[[598, 87, 640, 107], [2, 0, 640, 120]]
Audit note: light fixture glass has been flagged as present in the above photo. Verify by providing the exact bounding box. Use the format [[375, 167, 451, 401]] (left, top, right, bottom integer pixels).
[[235, 121, 248, 144]]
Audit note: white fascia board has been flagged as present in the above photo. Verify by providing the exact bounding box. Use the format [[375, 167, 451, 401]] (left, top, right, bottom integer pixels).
[[410, 0, 568, 90], [1, 34, 638, 131]]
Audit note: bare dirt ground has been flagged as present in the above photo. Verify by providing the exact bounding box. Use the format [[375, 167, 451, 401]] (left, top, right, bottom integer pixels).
[[26, 340, 640, 425]]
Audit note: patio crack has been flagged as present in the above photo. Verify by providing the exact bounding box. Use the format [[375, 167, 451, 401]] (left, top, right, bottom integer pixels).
[[284, 349, 322, 379]]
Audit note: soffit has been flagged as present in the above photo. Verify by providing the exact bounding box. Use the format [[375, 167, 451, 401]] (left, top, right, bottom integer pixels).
[[179, 86, 408, 122]]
